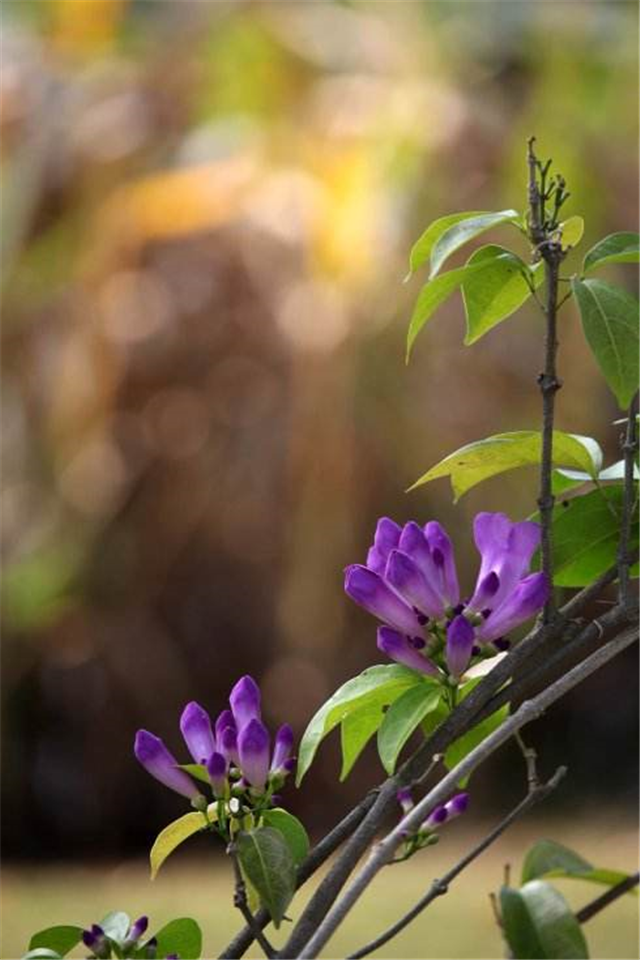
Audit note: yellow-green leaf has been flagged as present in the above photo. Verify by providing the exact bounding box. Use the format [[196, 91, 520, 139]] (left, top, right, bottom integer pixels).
[[150, 812, 207, 880]]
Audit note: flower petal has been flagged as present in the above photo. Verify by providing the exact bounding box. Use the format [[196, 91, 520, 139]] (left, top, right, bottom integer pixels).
[[345, 564, 423, 635], [477, 572, 549, 642], [446, 615, 475, 678], [238, 718, 271, 790], [230, 676, 261, 730], [134, 730, 199, 799], [469, 513, 541, 613], [377, 626, 440, 677], [180, 701, 216, 764], [385, 549, 445, 619], [271, 723, 294, 773], [424, 521, 460, 606]]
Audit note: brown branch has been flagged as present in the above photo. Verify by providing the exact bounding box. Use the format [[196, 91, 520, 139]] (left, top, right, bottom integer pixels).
[[618, 393, 639, 609]]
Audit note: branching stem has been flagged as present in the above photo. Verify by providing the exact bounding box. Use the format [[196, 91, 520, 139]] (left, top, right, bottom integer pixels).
[[618, 393, 639, 609], [228, 847, 276, 959]]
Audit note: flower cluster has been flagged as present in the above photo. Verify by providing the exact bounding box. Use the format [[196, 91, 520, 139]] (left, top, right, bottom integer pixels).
[[134, 676, 295, 807], [394, 788, 469, 859], [345, 512, 549, 681], [82, 917, 163, 959]]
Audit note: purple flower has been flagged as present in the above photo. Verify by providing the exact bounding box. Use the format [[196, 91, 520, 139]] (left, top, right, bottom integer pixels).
[[377, 627, 440, 677], [396, 787, 414, 815], [219, 725, 240, 766], [345, 565, 423, 636], [423, 521, 460, 607], [134, 730, 200, 799], [238, 718, 270, 791], [82, 925, 109, 959], [230, 675, 261, 730], [207, 751, 228, 796], [477, 572, 550, 643], [446, 615, 475, 678], [422, 792, 469, 832], [180, 702, 215, 765], [468, 514, 541, 615], [271, 724, 294, 774], [215, 709, 236, 741], [129, 916, 149, 940]]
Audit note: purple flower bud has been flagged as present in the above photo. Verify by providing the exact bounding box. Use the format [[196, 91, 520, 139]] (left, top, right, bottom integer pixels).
[[424, 521, 460, 606], [377, 626, 440, 677], [385, 550, 446, 620], [345, 565, 423, 636], [219, 725, 239, 766], [180, 701, 215, 765], [469, 513, 541, 614], [283, 756, 296, 773], [128, 916, 149, 941], [230, 675, 261, 730], [145, 936, 158, 959], [134, 730, 200, 799], [238, 718, 270, 790], [423, 804, 448, 830], [445, 615, 475, 678], [477, 572, 550, 643], [444, 792, 469, 819], [215, 709, 236, 742], [271, 724, 294, 773], [207, 751, 228, 796], [82, 925, 109, 959], [396, 787, 414, 815]]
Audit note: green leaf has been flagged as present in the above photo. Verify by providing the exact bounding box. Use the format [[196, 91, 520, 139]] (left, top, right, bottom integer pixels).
[[462, 245, 543, 344], [296, 664, 419, 785], [408, 210, 487, 276], [406, 262, 487, 360], [444, 702, 508, 786], [572, 278, 639, 408], [522, 840, 636, 892], [178, 763, 211, 786], [547, 486, 638, 587], [99, 911, 130, 944], [236, 827, 296, 928], [559, 216, 584, 250], [583, 232, 640, 273], [377, 682, 443, 775], [429, 209, 520, 278], [149, 812, 207, 880], [261, 808, 310, 866], [28, 928, 82, 957], [501, 880, 589, 959], [154, 918, 203, 959], [339, 698, 387, 781], [409, 430, 602, 500]]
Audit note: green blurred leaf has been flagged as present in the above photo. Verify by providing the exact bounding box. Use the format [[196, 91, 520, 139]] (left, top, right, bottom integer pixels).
[[547, 486, 638, 587], [462, 245, 543, 344], [409, 431, 601, 500], [522, 840, 636, 892], [154, 918, 202, 959], [571, 278, 639, 408], [296, 665, 419, 785], [429, 209, 520, 278], [583, 232, 640, 273], [236, 827, 296, 928], [2, 545, 80, 631], [99, 911, 130, 944], [444, 702, 508, 786], [339, 698, 386, 781], [261, 808, 310, 866], [376, 681, 442, 775], [22, 951, 63, 959], [149, 812, 207, 880], [28, 927, 82, 957], [559, 216, 584, 250], [408, 210, 486, 276], [178, 763, 211, 786], [406, 262, 486, 360], [501, 880, 589, 959]]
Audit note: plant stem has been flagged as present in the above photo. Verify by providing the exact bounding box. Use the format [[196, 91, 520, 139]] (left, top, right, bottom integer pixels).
[[618, 392, 639, 609], [346, 767, 566, 960], [576, 871, 640, 923], [229, 847, 276, 959]]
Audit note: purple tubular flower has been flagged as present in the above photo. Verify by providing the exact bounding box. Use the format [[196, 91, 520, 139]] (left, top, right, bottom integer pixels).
[[446, 615, 475, 678], [468, 513, 541, 613], [271, 724, 294, 773], [82, 925, 109, 959], [444, 792, 469, 819], [477, 572, 549, 643], [424, 521, 460, 606], [423, 804, 448, 829], [369, 517, 402, 573], [377, 626, 440, 677], [219, 725, 239, 765], [396, 787, 414, 815], [207, 751, 228, 796], [238, 718, 271, 790], [126, 916, 149, 944], [230, 675, 261, 730], [215, 709, 236, 741], [134, 730, 200, 799], [385, 550, 446, 620], [180, 701, 215, 764], [345, 565, 423, 635]]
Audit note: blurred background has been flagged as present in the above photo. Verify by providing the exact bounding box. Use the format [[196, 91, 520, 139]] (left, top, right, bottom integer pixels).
[[1, 0, 638, 956]]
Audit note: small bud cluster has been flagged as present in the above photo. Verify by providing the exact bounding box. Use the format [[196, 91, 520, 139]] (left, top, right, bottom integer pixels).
[[394, 788, 469, 861], [81, 916, 170, 959]]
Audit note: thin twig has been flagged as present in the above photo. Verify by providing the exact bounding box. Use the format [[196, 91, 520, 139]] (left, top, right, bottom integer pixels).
[[618, 393, 639, 609], [347, 767, 566, 959], [576, 871, 640, 923], [514, 731, 538, 790], [296, 625, 638, 958], [229, 847, 276, 959]]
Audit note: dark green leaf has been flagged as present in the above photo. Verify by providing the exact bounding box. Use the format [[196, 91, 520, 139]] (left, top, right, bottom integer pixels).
[[408, 210, 487, 276], [149, 812, 207, 880], [583, 232, 640, 273], [236, 827, 296, 928], [547, 486, 638, 587], [501, 880, 589, 959], [154, 918, 202, 959], [339, 698, 386, 780], [28, 928, 82, 958], [261, 808, 310, 866], [522, 840, 636, 892], [462, 245, 543, 344], [429, 209, 520, 278], [178, 763, 211, 786], [377, 682, 442, 775], [409, 431, 601, 500], [99, 911, 130, 944], [296, 664, 419, 785], [572, 278, 639, 408], [445, 702, 508, 786]]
